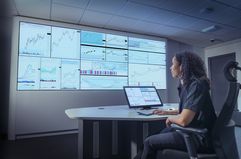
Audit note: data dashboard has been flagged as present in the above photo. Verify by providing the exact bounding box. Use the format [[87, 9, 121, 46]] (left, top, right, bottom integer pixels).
[[17, 22, 166, 90]]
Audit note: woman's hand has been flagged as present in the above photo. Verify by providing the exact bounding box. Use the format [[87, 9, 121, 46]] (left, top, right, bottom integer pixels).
[[153, 109, 167, 115], [165, 117, 172, 127]]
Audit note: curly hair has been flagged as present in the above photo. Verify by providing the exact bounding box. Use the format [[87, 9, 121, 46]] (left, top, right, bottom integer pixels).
[[175, 51, 208, 85]]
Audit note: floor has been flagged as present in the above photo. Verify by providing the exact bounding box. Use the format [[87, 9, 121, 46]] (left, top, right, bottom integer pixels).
[[1, 134, 78, 159], [1, 127, 241, 159]]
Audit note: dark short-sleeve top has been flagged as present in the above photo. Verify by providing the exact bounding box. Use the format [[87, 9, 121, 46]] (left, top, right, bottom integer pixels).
[[178, 76, 217, 131]]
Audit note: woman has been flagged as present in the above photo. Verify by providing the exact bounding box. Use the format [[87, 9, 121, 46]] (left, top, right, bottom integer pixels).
[[136, 51, 217, 159]]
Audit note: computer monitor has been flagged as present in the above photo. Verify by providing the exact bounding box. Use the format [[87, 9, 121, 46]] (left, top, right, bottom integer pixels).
[[124, 86, 163, 109]]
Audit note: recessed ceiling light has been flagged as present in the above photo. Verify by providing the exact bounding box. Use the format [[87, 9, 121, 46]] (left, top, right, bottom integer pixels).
[[202, 25, 220, 32]]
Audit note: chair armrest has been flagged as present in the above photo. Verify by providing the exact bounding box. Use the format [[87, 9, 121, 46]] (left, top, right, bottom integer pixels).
[[170, 124, 200, 158], [171, 124, 208, 135]]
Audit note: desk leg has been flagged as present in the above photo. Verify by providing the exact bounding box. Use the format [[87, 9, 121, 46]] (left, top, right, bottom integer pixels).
[[142, 122, 149, 141], [131, 122, 149, 159], [112, 121, 118, 155], [130, 122, 138, 159], [93, 121, 99, 158], [131, 140, 137, 159], [78, 120, 83, 159]]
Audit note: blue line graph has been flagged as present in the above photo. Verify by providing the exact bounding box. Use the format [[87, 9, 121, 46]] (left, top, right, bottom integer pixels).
[[106, 34, 127, 48], [129, 37, 166, 53], [18, 56, 40, 90], [19, 22, 51, 57], [40, 58, 61, 89], [106, 48, 128, 63], [81, 76, 128, 89], [51, 27, 80, 59], [81, 46, 105, 61], [81, 60, 128, 76], [148, 53, 166, 65], [129, 64, 166, 89], [61, 59, 80, 89], [129, 51, 166, 65], [129, 50, 148, 64]]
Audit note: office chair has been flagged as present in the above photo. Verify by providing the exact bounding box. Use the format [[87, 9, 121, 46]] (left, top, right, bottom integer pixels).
[[157, 61, 241, 159]]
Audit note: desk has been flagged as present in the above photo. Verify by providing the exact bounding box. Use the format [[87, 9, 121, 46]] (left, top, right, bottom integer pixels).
[[65, 103, 178, 159]]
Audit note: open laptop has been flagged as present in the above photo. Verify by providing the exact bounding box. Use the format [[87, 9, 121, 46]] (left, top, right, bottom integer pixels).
[[124, 86, 163, 115]]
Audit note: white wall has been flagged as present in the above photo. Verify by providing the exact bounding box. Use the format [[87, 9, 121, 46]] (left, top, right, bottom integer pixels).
[[204, 38, 241, 111], [193, 47, 205, 60]]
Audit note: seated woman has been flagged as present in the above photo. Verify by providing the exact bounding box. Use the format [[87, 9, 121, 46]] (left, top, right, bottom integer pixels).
[[135, 51, 217, 159]]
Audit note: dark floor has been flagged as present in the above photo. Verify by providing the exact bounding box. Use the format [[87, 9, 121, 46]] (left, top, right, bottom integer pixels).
[[1, 127, 240, 159], [1, 134, 78, 159]]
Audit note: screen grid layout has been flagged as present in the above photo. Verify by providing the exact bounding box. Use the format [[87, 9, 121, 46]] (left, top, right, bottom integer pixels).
[[17, 22, 166, 90]]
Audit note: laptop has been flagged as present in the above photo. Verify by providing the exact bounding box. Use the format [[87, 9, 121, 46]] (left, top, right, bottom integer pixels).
[[123, 86, 163, 111]]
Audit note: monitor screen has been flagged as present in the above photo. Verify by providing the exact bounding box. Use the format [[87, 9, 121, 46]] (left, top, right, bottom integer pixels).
[[124, 86, 163, 108]]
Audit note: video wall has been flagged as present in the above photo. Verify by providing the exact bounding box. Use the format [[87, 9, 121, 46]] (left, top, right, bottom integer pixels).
[[17, 22, 166, 90]]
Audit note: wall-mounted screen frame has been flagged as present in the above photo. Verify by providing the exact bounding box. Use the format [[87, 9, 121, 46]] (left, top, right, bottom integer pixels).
[[17, 21, 167, 90]]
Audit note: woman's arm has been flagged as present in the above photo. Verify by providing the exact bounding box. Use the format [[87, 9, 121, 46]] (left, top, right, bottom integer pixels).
[[166, 109, 196, 127], [153, 109, 179, 115]]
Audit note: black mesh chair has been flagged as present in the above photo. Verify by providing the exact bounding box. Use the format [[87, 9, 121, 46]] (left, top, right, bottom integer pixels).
[[157, 61, 241, 159]]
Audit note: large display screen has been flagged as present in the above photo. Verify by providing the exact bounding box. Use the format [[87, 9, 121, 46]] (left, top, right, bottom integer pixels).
[[17, 22, 166, 90]]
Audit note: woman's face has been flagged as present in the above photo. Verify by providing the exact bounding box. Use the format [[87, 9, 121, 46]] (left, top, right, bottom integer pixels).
[[170, 56, 182, 78]]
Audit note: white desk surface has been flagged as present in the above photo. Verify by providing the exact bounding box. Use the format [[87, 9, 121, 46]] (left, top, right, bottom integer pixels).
[[65, 103, 179, 121]]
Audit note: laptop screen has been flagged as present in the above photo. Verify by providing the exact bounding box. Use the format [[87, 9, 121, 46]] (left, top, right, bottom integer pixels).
[[124, 86, 163, 108]]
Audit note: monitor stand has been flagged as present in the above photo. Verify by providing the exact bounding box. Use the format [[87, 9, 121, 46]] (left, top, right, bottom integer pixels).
[[140, 107, 157, 110]]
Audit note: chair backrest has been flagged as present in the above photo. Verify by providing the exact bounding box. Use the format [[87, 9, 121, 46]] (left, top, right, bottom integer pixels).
[[212, 82, 240, 130], [211, 61, 240, 159]]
